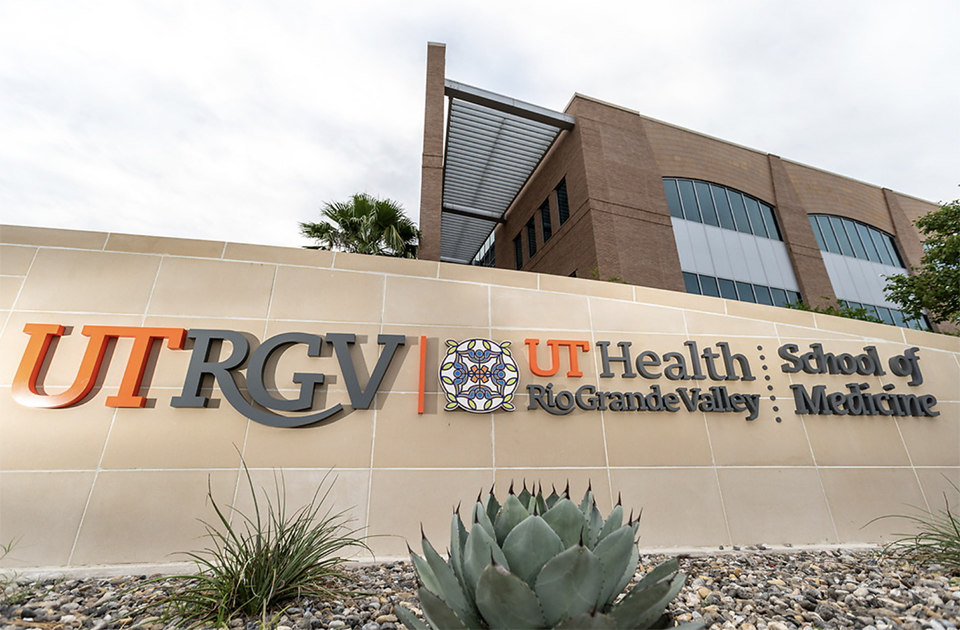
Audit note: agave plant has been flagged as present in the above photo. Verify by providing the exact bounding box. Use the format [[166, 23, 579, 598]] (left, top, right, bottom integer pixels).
[[395, 484, 702, 630]]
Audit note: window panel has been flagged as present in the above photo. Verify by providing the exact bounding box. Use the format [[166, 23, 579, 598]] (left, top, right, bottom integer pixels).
[[809, 216, 827, 251], [694, 182, 720, 227], [891, 309, 907, 327], [876, 307, 894, 325], [711, 185, 737, 230], [514, 236, 523, 270], [727, 191, 752, 234], [677, 180, 702, 222], [744, 197, 768, 238], [882, 234, 904, 267], [663, 179, 683, 219], [869, 229, 894, 266], [786, 290, 802, 305], [855, 222, 881, 262], [556, 179, 570, 225], [683, 272, 701, 294], [699, 275, 721, 297], [829, 216, 854, 256], [526, 220, 537, 257], [754, 285, 773, 305], [816, 216, 841, 254], [842, 220, 867, 260], [540, 200, 552, 242], [771, 288, 789, 307], [718, 278, 738, 300], [735, 281, 756, 302], [761, 204, 782, 240]]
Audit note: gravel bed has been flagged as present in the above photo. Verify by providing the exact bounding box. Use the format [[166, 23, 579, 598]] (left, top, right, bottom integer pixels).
[[1, 550, 958, 630]]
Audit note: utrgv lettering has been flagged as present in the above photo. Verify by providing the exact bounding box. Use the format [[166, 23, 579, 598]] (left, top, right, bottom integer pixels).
[[11, 325, 940, 426]]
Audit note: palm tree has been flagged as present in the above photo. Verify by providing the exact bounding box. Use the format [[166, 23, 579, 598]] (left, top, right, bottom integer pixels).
[[300, 194, 421, 258]]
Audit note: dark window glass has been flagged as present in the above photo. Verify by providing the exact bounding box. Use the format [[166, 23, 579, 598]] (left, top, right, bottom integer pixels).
[[869, 230, 895, 266], [882, 234, 904, 267], [744, 197, 768, 238], [754, 285, 773, 305], [556, 179, 570, 224], [771, 288, 789, 307], [876, 307, 895, 325], [786, 290, 802, 305], [718, 278, 738, 300], [735, 281, 756, 302], [526, 220, 537, 257], [540, 200, 552, 242], [514, 236, 523, 270], [694, 182, 719, 227], [816, 216, 840, 254], [891, 309, 907, 327], [699, 275, 721, 297], [663, 179, 683, 219], [711, 185, 736, 230], [856, 222, 882, 262], [683, 272, 701, 294], [842, 220, 867, 260], [677, 180, 701, 222], [727, 191, 752, 234], [829, 216, 854, 256], [760, 204, 782, 240], [809, 216, 827, 250]]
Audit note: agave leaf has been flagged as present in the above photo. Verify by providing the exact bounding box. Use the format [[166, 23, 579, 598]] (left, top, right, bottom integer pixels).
[[501, 515, 564, 586], [588, 503, 604, 547], [597, 505, 623, 543], [450, 511, 468, 591], [484, 491, 501, 526], [463, 523, 509, 599], [613, 543, 640, 598], [393, 605, 430, 630], [494, 494, 530, 546], [475, 562, 546, 629], [542, 498, 588, 549], [592, 526, 637, 608], [545, 486, 561, 509], [535, 491, 549, 515], [535, 545, 604, 626], [418, 586, 471, 630], [517, 482, 532, 508], [553, 612, 620, 629], [579, 487, 595, 515], [411, 550, 442, 600], [422, 536, 478, 626], [611, 570, 684, 629], [473, 501, 495, 540], [632, 558, 680, 592]]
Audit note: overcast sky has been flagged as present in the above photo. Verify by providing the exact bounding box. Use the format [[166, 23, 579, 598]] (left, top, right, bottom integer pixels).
[[1, 1, 957, 248]]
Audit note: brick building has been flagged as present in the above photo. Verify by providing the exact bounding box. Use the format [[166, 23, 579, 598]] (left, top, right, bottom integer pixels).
[[418, 43, 942, 332]]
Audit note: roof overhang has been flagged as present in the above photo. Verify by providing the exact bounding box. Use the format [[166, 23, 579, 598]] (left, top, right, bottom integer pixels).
[[439, 80, 575, 264]]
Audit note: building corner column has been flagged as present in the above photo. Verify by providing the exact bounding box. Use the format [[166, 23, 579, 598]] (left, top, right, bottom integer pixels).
[[767, 155, 837, 308], [417, 42, 446, 261]]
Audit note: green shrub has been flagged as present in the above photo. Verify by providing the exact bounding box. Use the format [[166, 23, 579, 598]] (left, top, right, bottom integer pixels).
[[396, 484, 703, 629], [149, 465, 368, 628], [785, 298, 883, 324], [876, 479, 960, 573]]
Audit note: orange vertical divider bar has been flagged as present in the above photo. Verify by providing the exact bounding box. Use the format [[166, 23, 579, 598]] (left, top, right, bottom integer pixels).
[[417, 335, 427, 414]]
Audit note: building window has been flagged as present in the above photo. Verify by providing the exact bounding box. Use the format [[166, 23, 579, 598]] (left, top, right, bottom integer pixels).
[[556, 179, 570, 225], [663, 178, 783, 240], [526, 219, 537, 257], [683, 271, 801, 309], [514, 235, 523, 270], [809, 215, 903, 266], [807, 214, 912, 326], [666, 176, 801, 307], [540, 200, 552, 242], [471, 231, 496, 267]]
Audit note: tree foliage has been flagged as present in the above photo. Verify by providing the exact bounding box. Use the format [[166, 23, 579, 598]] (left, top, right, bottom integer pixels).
[[885, 200, 960, 327], [300, 193, 420, 258]]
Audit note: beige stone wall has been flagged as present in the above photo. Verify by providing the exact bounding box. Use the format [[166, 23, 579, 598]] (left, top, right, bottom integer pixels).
[[1, 225, 958, 569]]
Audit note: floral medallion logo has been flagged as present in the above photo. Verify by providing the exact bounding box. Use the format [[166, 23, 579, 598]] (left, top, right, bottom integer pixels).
[[439, 339, 520, 413]]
